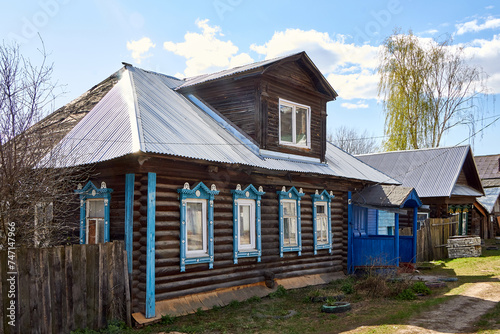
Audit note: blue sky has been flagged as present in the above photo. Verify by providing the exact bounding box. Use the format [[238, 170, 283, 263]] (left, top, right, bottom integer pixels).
[[2, 0, 499, 155]]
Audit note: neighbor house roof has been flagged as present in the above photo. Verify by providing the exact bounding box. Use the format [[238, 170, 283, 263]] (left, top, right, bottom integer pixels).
[[352, 185, 422, 209], [476, 187, 500, 213], [44, 55, 396, 185], [475, 154, 500, 187], [357, 146, 484, 198]]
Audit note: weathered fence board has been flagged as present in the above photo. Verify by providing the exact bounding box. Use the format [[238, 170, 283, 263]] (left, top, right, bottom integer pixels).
[[416, 217, 459, 261], [0, 241, 130, 333]]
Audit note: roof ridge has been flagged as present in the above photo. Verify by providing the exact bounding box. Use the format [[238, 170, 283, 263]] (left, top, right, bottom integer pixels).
[[356, 144, 470, 156]]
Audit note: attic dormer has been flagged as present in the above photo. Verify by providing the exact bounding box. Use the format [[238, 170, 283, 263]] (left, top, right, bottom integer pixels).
[[177, 52, 337, 162]]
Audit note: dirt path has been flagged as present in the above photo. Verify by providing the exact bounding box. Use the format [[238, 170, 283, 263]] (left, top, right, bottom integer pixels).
[[343, 281, 500, 334]]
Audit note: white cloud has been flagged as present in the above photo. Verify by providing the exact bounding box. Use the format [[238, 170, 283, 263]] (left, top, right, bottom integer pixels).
[[126, 37, 156, 64], [486, 5, 494, 10], [163, 19, 253, 77], [419, 29, 439, 36], [328, 70, 380, 100], [461, 34, 500, 93], [341, 101, 369, 109], [455, 16, 500, 35], [250, 28, 380, 100]]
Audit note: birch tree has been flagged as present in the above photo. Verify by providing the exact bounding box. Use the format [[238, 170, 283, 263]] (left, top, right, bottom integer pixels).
[[378, 29, 487, 151]]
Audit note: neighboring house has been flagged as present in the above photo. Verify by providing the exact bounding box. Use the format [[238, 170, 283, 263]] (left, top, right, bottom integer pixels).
[[41, 52, 408, 321], [357, 146, 485, 237], [350, 184, 422, 271], [475, 154, 500, 237]]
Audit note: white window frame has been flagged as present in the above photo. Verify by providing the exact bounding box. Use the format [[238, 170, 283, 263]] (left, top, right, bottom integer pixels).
[[86, 198, 105, 244], [315, 202, 329, 245], [185, 198, 208, 258], [278, 98, 311, 148], [237, 199, 256, 251], [282, 199, 298, 247]]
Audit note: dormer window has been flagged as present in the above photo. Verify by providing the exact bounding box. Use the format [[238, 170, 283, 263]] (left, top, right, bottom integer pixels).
[[279, 99, 311, 148]]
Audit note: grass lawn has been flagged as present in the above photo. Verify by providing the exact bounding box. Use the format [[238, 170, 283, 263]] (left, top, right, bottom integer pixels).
[[72, 240, 500, 334]]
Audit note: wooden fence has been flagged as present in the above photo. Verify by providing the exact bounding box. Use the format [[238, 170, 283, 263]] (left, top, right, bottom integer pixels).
[[0, 241, 131, 334], [416, 216, 459, 262]]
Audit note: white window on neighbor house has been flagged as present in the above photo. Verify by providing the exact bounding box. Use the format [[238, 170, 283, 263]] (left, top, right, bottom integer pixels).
[[86, 199, 105, 244], [279, 99, 311, 148], [185, 199, 208, 257], [34, 202, 53, 247]]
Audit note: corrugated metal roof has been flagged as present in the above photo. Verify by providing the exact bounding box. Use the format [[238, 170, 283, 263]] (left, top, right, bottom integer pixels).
[[477, 187, 500, 213], [47, 65, 397, 185], [357, 146, 476, 198], [176, 53, 296, 89], [352, 184, 419, 208]]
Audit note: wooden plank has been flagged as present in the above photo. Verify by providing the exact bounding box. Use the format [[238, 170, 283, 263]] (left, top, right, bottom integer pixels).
[[146, 172, 156, 318], [17, 248, 30, 332], [125, 174, 135, 275], [51, 247, 63, 333], [123, 249, 132, 327], [64, 245, 74, 334], [0, 249, 6, 333], [86, 245, 97, 330], [28, 248, 41, 334], [72, 244, 86, 330], [97, 243, 104, 329], [40, 248, 52, 332]]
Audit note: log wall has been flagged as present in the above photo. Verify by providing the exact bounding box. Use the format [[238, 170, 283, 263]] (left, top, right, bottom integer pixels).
[[95, 156, 357, 314]]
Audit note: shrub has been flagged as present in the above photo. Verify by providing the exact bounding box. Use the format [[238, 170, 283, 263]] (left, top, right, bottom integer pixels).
[[269, 285, 288, 298], [412, 281, 431, 295], [396, 288, 416, 300]]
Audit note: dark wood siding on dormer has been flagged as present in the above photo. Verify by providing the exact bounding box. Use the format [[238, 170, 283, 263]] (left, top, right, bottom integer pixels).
[[262, 61, 328, 161], [190, 78, 259, 141], [183, 60, 330, 162]]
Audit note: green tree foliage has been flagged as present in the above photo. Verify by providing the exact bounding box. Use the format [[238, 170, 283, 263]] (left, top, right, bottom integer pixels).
[[378, 29, 487, 151]]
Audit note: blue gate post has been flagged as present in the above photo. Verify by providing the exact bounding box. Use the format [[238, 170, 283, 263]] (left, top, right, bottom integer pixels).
[[412, 208, 418, 263], [146, 172, 156, 318], [394, 213, 400, 268], [125, 174, 135, 274], [347, 191, 353, 274]]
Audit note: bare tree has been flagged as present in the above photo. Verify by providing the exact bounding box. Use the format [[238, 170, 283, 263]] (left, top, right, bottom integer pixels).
[[328, 126, 379, 155], [0, 42, 85, 248]]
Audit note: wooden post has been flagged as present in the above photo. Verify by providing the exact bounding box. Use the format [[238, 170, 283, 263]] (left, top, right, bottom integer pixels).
[[146, 172, 156, 319], [125, 174, 135, 274], [347, 191, 353, 274], [412, 208, 418, 263], [394, 213, 400, 267]]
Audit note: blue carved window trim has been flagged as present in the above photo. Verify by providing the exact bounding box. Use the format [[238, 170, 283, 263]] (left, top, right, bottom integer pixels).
[[277, 186, 305, 257], [231, 184, 265, 264], [75, 181, 113, 244], [178, 182, 219, 272], [312, 190, 334, 255]]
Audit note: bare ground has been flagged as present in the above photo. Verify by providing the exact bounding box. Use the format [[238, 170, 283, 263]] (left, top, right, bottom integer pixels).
[[342, 281, 500, 334]]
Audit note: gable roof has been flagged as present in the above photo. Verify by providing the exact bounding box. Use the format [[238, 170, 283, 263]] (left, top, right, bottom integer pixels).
[[352, 185, 422, 209], [476, 187, 500, 213], [475, 154, 500, 185], [45, 57, 396, 185], [357, 146, 484, 198], [176, 51, 338, 99]]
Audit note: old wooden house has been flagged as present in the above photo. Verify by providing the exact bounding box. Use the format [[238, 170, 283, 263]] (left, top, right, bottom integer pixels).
[[44, 52, 408, 321], [475, 154, 500, 237], [357, 146, 485, 237]]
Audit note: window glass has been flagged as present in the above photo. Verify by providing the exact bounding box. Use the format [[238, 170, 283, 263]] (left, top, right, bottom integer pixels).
[[316, 203, 328, 244], [283, 201, 297, 246], [295, 107, 308, 145], [186, 202, 204, 252], [280, 104, 293, 143], [239, 204, 251, 246], [88, 200, 104, 218]]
